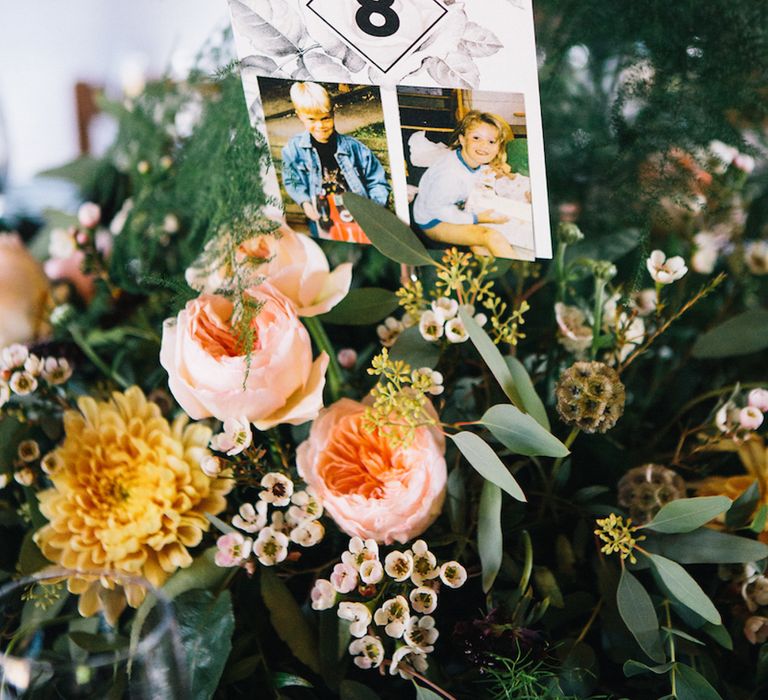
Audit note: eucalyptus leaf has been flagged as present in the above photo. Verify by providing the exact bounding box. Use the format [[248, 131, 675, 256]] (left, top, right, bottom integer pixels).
[[505, 356, 550, 429], [261, 567, 321, 673], [343, 193, 435, 266], [726, 481, 760, 529], [389, 326, 441, 369], [69, 631, 128, 653], [478, 480, 503, 593], [700, 621, 733, 650], [692, 308, 768, 358], [643, 528, 768, 564], [176, 589, 235, 700], [450, 431, 526, 502], [414, 683, 444, 700], [480, 404, 569, 458], [272, 672, 313, 689], [642, 496, 731, 533], [319, 288, 400, 326], [616, 568, 665, 663], [675, 663, 723, 700], [340, 680, 381, 700], [623, 660, 674, 677], [460, 309, 524, 408], [647, 554, 721, 625], [751, 504, 768, 533]]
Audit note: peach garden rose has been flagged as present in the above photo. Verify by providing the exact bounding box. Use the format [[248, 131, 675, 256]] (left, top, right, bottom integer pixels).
[[160, 283, 328, 430], [296, 398, 447, 544]]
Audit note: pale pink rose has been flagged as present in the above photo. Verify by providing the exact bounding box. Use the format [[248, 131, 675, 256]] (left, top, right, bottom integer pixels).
[[186, 224, 352, 317], [160, 284, 329, 430], [0, 234, 51, 347], [296, 398, 447, 545]]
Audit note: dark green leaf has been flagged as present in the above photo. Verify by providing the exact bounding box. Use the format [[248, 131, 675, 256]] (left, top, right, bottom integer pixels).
[[478, 480, 503, 593], [318, 608, 348, 691], [505, 357, 550, 429], [389, 326, 441, 369], [176, 589, 235, 700], [69, 631, 128, 653], [534, 566, 565, 608], [700, 622, 733, 650], [692, 308, 768, 358], [343, 193, 435, 266], [480, 404, 569, 458], [616, 568, 665, 663], [460, 309, 524, 408], [319, 288, 400, 326], [339, 680, 381, 700], [21, 581, 69, 634], [19, 531, 51, 575], [272, 672, 313, 689], [752, 504, 768, 533], [644, 528, 768, 564], [623, 660, 673, 677], [451, 432, 526, 502], [446, 466, 467, 535], [662, 627, 704, 646], [642, 496, 731, 534], [414, 684, 444, 700], [675, 663, 723, 700], [726, 480, 760, 528], [647, 554, 721, 625], [261, 567, 321, 673], [566, 228, 641, 263]]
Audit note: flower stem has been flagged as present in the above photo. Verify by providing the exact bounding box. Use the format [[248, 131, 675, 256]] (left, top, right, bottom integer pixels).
[[303, 316, 342, 400], [68, 324, 130, 389], [590, 278, 607, 361]]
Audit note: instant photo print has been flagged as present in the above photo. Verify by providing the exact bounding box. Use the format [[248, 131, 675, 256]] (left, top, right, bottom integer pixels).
[[227, 0, 552, 259]]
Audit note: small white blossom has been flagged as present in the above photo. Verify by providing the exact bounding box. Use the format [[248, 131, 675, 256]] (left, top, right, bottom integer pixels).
[[743, 576, 768, 612], [431, 297, 459, 322], [411, 367, 444, 396], [214, 532, 253, 567], [408, 540, 439, 586], [474, 312, 488, 327], [232, 502, 268, 533], [439, 561, 468, 588], [338, 602, 372, 638], [402, 312, 417, 328], [200, 455, 222, 478], [9, 372, 37, 396], [745, 241, 768, 276], [748, 389, 768, 413], [310, 579, 336, 610], [163, 213, 180, 234], [647, 250, 688, 284], [210, 417, 252, 456], [555, 303, 593, 355], [733, 153, 756, 174], [404, 615, 439, 653], [330, 562, 359, 594], [348, 635, 385, 669], [374, 596, 410, 638], [342, 537, 379, 570], [290, 519, 325, 547], [709, 140, 738, 171], [359, 559, 384, 584], [633, 289, 657, 316], [259, 472, 294, 506], [253, 527, 289, 566], [77, 202, 102, 229], [418, 311, 444, 342], [0, 473, 9, 489], [41, 358, 73, 385], [269, 511, 292, 536], [23, 355, 43, 376], [384, 551, 414, 582], [40, 452, 63, 475], [287, 488, 323, 524], [740, 406, 764, 431], [14, 467, 35, 486], [17, 440, 40, 463], [409, 586, 438, 614], [716, 401, 739, 433], [377, 317, 404, 347], [444, 317, 469, 343], [48, 227, 78, 259], [389, 645, 428, 679], [1, 345, 29, 370]]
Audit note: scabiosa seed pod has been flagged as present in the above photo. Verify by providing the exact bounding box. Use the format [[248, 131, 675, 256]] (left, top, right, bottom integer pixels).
[[555, 361, 626, 433], [617, 464, 687, 524]]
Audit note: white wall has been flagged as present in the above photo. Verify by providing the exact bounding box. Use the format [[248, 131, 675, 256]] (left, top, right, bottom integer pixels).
[[0, 0, 230, 186]]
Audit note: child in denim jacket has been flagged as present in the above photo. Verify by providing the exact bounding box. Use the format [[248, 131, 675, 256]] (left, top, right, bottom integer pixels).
[[281, 82, 390, 229]]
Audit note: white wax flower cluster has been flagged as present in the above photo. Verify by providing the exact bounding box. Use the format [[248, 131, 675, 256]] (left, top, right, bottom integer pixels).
[[310, 538, 467, 678], [214, 473, 325, 568], [716, 388, 768, 434], [0, 344, 74, 408]]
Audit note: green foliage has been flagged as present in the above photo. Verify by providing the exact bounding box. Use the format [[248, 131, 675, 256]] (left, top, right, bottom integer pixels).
[[616, 568, 665, 663], [451, 431, 526, 501], [647, 554, 721, 625], [479, 404, 569, 458], [641, 496, 732, 533], [692, 308, 768, 358], [478, 480, 503, 593], [319, 288, 400, 325]]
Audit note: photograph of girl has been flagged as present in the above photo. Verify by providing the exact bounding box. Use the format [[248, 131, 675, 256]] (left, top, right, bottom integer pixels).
[[399, 88, 535, 260]]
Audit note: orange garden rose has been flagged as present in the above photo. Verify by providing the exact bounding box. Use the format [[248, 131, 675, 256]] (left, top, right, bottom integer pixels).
[[160, 283, 328, 430], [296, 398, 447, 544], [34, 387, 232, 623]]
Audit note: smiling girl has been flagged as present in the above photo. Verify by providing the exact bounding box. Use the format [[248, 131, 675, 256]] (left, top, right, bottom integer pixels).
[[412, 111, 518, 258]]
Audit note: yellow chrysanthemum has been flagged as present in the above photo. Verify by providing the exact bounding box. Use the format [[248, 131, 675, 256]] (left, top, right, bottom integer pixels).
[[34, 386, 232, 623]]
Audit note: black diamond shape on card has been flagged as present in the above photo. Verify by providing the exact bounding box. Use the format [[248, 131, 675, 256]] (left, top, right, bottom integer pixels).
[[306, 0, 448, 73]]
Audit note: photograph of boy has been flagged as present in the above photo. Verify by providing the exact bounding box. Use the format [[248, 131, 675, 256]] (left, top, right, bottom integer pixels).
[[399, 88, 535, 260], [260, 78, 391, 244]]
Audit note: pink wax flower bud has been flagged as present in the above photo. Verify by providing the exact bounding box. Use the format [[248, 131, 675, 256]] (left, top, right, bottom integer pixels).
[[739, 406, 764, 431], [748, 388, 768, 413], [337, 348, 358, 369], [77, 202, 101, 229]]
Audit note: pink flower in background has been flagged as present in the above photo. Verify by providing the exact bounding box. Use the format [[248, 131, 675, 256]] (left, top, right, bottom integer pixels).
[[77, 202, 102, 229], [186, 224, 352, 317], [45, 230, 113, 302], [160, 284, 328, 430], [296, 398, 447, 545], [0, 233, 51, 348]]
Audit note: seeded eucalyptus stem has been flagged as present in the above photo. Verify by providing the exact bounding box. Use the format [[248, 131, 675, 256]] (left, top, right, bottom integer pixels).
[[303, 316, 342, 400]]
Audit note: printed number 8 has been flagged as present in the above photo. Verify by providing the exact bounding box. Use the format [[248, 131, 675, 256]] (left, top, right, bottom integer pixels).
[[355, 0, 400, 38]]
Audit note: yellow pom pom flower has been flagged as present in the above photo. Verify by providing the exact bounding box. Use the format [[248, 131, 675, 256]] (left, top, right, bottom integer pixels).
[[34, 386, 232, 624]]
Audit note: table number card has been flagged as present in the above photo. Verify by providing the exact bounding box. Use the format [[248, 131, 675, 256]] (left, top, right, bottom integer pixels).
[[227, 0, 552, 259]]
